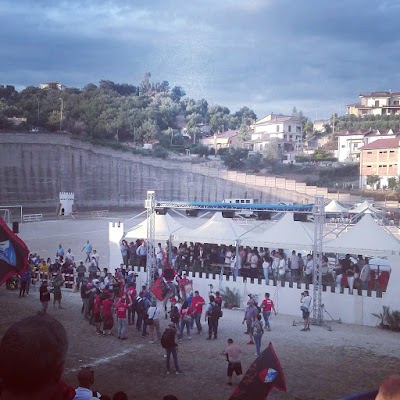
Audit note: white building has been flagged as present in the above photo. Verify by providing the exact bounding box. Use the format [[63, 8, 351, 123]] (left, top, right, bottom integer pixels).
[[337, 128, 398, 162], [246, 113, 303, 153], [347, 91, 400, 116]]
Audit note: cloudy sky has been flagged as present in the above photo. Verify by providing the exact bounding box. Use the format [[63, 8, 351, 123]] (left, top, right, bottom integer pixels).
[[1, 0, 399, 119]]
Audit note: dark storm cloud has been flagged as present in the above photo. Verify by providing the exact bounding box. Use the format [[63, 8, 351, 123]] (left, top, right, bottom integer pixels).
[[1, 0, 399, 118]]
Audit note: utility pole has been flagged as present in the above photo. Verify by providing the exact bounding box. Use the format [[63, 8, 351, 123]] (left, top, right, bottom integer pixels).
[[59, 98, 64, 131]]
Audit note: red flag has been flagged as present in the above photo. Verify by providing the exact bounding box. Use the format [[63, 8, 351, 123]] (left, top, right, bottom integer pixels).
[[150, 278, 169, 301], [229, 342, 286, 400], [0, 218, 30, 286]]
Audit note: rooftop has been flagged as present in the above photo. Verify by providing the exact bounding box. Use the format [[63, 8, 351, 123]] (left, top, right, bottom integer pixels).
[[359, 91, 400, 97], [360, 137, 400, 150]]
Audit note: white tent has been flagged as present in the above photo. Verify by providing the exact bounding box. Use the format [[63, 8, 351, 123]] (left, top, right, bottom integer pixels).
[[323, 214, 400, 256], [241, 212, 315, 250], [348, 200, 382, 215], [324, 199, 349, 213], [124, 212, 188, 242], [176, 212, 248, 245]]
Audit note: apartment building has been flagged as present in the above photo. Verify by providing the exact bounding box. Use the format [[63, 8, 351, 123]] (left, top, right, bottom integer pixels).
[[247, 113, 303, 153], [359, 138, 400, 188], [347, 91, 400, 117], [337, 129, 398, 162]]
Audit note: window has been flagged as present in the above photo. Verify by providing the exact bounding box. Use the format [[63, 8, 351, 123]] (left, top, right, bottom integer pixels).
[[367, 151, 372, 154], [390, 150, 395, 153], [276, 125, 279, 132], [379, 151, 387, 154], [375, 100, 380, 107], [288, 125, 292, 132], [367, 165, 372, 168], [394, 100, 399, 106], [342, 145, 345, 148], [289, 135, 293, 140]]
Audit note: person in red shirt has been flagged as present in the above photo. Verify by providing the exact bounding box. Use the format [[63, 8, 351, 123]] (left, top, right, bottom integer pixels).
[[177, 272, 192, 301], [191, 291, 205, 334], [214, 291, 223, 308], [126, 283, 137, 325], [260, 292, 276, 331], [102, 295, 114, 336], [93, 293, 102, 334], [116, 297, 129, 340]]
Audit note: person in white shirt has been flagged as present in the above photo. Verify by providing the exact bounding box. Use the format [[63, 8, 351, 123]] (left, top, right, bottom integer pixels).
[[290, 250, 300, 281], [91, 250, 99, 268], [65, 249, 74, 262], [147, 300, 162, 343], [278, 254, 286, 282], [262, 255, 270, 281], [155, 243, 164, 268], [73, 367, 101, 399], [224, 247, 233, 265], [271, 253, 280, 283], [250, 251, 259, 279], [305, 254, 314, 284], [300, 290, 312, 331]]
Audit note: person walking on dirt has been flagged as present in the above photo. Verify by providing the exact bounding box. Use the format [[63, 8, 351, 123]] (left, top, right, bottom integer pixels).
[[260, 292, 276, 331], [242, 300, 258, 344], [205, 295, 222, 340], [39, 281, 51, 313], [191, 291, 205, 334], [81, 240, 92, 263], [52, 270, 65, 310], [221, 338, 242, 386], [161, 323, 182, 374]]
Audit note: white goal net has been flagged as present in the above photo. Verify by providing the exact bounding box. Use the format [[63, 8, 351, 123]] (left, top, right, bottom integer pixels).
[[0, 205, 23, 224]]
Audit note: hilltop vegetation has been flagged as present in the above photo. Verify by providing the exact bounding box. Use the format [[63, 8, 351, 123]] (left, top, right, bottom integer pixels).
[[0, 73, 256, 145]]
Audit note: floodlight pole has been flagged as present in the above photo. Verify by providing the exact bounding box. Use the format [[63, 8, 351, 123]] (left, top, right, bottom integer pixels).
[[312, 195, 324, 324], [145, 190, 156, 286]]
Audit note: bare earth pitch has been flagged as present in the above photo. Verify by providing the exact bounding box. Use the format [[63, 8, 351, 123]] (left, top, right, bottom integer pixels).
[[0, 216, 398, 400]]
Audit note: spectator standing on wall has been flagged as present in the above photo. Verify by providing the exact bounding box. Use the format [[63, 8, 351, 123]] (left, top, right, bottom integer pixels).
[[360, 257, 371, 290]]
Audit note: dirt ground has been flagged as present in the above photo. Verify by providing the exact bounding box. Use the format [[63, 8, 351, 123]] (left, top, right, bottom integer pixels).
[[0, 286, 399, 400], [1, 217, 399, 400]]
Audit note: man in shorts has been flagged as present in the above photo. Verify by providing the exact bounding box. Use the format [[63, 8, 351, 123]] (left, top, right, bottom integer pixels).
[[300, 290, 312, 331], [221, 338, 242, 386]]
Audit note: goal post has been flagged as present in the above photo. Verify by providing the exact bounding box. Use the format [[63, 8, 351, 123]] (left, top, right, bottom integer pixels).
[[0, 205, 23, 224]]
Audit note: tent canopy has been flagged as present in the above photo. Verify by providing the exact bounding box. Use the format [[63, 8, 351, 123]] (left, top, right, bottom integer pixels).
[[176, 212, 248, 245], [242, 212, 315, 250], [348, 200, 382, 215], [324, 214, 400, 256], [124, 212, 187, 242], [324, 199, 349, 213]]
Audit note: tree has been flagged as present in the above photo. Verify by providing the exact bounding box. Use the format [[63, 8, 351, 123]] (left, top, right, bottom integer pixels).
[[262, 139, 283, 165], [234, 106, 257, 126], [221, 148, 249, 169], [387, 177, 398, 191], [170, 86, 186, 102], [236, 123, 250, 144], [191, 144, 209, 157], [366, 175, 380, 189]]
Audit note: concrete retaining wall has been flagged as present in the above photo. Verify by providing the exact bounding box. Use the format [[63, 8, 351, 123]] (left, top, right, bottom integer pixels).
[[1, 133, 398, 209]]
